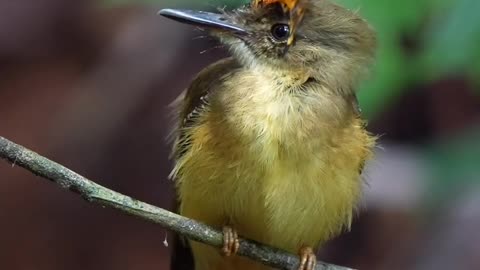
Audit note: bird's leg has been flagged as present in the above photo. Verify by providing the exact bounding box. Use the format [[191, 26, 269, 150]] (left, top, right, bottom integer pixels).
[[221, 226, 240, 256], [298, 246, 316, 270]]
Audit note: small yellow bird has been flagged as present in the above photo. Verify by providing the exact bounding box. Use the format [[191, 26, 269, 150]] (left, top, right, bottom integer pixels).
[[160, 0, 376, 269]]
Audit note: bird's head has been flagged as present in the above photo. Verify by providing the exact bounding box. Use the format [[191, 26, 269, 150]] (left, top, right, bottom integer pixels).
[[160, 0, 376, 89]]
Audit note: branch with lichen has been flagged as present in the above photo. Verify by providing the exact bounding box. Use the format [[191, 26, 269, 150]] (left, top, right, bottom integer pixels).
[[0, 136, 353, 270]]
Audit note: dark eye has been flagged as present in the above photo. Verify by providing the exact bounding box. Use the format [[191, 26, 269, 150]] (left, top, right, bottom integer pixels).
[[271, 24, 290, 41]]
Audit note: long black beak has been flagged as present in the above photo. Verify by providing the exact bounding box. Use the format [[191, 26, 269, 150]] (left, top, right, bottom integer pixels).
[[158, 9, 247, 35]]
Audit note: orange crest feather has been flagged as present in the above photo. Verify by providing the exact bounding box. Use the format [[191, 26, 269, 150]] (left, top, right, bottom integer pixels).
[[253, 0, 299, 11]]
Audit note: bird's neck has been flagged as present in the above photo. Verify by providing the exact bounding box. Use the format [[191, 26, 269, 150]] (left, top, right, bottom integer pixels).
[[213, 64, 353, 156]]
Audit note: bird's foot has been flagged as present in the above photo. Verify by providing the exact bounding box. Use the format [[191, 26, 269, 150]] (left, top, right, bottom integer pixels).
[[298, 246, 316, 270], [221, 226, 239, 256]]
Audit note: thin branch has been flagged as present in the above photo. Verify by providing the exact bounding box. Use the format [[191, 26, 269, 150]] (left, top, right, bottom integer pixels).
[[0, 136, 353, 270]]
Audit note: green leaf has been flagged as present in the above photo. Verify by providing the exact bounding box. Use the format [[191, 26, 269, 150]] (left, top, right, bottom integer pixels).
[[420, 0, 480, 80]]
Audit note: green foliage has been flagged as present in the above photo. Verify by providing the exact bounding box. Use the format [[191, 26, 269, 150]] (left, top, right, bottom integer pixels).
[[338, 0, 479, 117], [425, 127, 480, 202], [420, 0, 480, 84], [336, 0, 428, 117]]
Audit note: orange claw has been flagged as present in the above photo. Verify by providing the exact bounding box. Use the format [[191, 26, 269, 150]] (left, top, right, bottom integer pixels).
[[298, 246, 316, 270], [221, 226, 240, 256]]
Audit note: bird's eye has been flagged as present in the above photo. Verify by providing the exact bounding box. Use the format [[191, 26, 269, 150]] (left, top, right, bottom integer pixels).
[[271, 24, 290, 41]]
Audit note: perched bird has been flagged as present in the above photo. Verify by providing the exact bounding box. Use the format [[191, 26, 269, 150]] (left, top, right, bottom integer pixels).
[[160, 0, 376, 269]]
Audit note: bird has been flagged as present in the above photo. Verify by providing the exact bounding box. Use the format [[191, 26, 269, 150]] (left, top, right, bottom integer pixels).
[[160, 0, 377, 269]]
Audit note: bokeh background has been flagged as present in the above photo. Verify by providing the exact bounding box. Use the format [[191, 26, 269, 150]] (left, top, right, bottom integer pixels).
[[0, 0, 479, 269]]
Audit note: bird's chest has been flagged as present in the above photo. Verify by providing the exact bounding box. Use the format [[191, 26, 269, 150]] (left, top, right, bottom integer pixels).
[[179, 80, 366, 252], [231, 139, 356, 250], [220, 99, 358, 250]]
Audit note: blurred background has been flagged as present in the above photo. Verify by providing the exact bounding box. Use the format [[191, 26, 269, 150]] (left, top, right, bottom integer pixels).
[[0, 0, 479, 269]]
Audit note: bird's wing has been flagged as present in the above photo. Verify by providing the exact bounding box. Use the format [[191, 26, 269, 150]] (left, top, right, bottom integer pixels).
[[170, 57, 241, 161], [169, 57, 241, 270], [349, 93, 368, 175], [349, 93, 362, 117], [170, 232, 195, 270]]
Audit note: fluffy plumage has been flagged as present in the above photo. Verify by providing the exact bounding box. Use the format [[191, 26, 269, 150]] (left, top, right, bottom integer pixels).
[[169, 1, 376, 269]]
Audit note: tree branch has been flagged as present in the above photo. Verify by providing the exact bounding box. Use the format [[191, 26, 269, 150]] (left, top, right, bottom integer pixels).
[[0, 136, 353, 270]]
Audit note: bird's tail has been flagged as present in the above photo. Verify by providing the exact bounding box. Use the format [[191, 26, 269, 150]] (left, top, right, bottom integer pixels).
[[170, 233, 194, 270]]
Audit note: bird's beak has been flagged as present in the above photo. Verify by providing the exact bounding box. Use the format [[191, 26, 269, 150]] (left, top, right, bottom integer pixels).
[[158, 9, 247, 35]]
